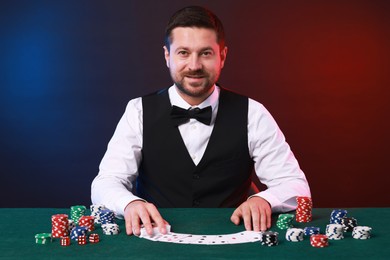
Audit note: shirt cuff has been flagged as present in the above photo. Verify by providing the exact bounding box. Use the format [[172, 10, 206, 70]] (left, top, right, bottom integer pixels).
[[249, 191, 297, 213], [114, 194, 145, 219]]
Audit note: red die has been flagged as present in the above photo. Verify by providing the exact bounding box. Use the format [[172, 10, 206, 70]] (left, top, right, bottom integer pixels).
[[77, 235, 87, 245], [60, 236, 70, 246], [89, 233, 100, 243]]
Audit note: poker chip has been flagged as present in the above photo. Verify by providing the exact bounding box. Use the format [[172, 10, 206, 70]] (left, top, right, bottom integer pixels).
[[99, 209, 116, 224], [102, 223, 120, 235], [35, 233, 52, 244], [60, 236, 71, 246], [329, 209, 348, 224], [261, 231, 279, 246], [303, 226, 320, 236], [70, 226, 88, 241], [89, 233, 100, 243], [341, 217, 357, 232], [68, 219, 76, 232], [285, 228, 304, 242], [90, 204, 106, 224], [295, 196, 313, 223], [352, 226, 372, 239], [77, 235, 87, 245], [325, 224, 344, 240], [70, 205, 87, 225], [51, 214, 69, 238], [276, 213, 294, 230], [79, 215, 95, 232], [310, 234, 329, 248]]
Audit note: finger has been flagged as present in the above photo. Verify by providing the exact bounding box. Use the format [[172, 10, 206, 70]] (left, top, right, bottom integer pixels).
[[250, 206, 260, 232], [125, 217, 133, 235], [266, 207, 272, 229], [147, 204, 167, 234], [131, 213, 142, 236], [241, 206, 252, 231], [138, 210, 153, 236], [260, 208, 267, 231], [230, 208, 242, 225]]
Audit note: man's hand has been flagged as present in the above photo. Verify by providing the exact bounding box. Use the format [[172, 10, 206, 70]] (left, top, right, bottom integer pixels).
[[230, 196, 271, 232], [124, 200, 168, 236]]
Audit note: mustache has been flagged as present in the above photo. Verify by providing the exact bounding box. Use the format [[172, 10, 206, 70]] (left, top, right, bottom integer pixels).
[[183, 70, 208, 77]]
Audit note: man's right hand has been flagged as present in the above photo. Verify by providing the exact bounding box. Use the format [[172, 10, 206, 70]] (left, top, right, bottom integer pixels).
[[124, 200, 168, 236]]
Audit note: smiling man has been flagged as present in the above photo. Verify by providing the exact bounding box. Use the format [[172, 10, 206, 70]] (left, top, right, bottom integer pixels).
[[91, 6, 311, 237]]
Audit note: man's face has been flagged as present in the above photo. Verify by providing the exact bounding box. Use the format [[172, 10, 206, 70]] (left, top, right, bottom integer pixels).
[[164, 27, 227, 104]]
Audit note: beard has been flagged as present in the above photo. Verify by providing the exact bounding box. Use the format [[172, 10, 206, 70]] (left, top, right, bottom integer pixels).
[[172, 69, 219, 98]]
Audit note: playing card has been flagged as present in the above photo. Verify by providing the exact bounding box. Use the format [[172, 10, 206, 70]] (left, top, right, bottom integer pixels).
[[220, 232, 250, 244], [155, 232, 191, 243], [174, 234, 204, 244], [241, 230, 263, 243]]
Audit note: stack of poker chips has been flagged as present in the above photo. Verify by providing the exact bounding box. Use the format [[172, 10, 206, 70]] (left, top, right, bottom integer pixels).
[[329, 209, 348, 224], [310, 234, 329, 248], [261, 231, 279, 246], [285, 228, 304, 242], [102, 223, 120, 235], [70, 226, 88, 241], [70, 205, 87, 225], [99, 209, 116, 224], [89, 233, 100, 243], [77, 235, 87, 245], [68, 219, 76, 232], [341, 217, 358, 232], [90, 204, 106, 224], [35, 233, 52, 244], [325, 224, 344, 240], [79, 215, 95, 232], [352, 226, 372, 239], [303, 226, 320, 236], [295, 196, 313, 222], [276, 213, 295, 230], [60, 236, 70, 246], [51, 214, 69, 238]]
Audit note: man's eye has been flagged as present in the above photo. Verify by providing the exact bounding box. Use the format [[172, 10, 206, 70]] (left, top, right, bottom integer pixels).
[[202, 51, 212, 57], [178, 51, 188, 56]]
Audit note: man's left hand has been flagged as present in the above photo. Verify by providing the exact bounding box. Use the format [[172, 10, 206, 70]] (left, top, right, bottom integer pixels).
[[230, 196, 271, 232]]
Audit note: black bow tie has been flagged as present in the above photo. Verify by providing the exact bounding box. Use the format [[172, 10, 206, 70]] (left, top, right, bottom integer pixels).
[[170, 105, 212, 126]]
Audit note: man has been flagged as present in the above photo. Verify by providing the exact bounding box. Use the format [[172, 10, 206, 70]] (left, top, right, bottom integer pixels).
[[91, 6, 311, 237]]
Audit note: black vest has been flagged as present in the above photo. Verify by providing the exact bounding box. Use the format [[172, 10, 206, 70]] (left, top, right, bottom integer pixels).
[[137, 88, 253, 208]]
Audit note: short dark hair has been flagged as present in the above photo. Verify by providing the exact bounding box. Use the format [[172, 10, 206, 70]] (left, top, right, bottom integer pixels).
[[164, 6, 225, 51]]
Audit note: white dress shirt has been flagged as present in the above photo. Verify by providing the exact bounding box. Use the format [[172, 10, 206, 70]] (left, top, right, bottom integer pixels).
[[91, 85, 311, 217]]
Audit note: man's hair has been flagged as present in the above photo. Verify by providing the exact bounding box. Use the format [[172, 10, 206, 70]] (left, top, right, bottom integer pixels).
[[164, 6, 225, 51]]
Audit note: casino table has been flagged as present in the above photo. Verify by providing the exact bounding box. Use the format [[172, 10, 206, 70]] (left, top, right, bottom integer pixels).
[[0, 208, 389, 259]]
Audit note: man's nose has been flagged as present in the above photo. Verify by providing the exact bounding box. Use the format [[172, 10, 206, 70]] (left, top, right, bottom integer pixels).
[[188, 54, 202, 71]]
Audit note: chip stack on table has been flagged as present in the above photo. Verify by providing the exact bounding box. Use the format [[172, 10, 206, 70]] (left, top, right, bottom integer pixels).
[[303, 226, 320, 236], [51, 214, 69, 238], [276, 213, 295, 230], [102, 223, 120, 235], [285, 228, 304, 242], [295, 196, 313, 222], [341, 217, 357, 232], [325, 224, 344, 240], [89, 233, 100, 243], [261, 231, 279, 246], [70, 205, 87, 225], [99, 209, 116, 224], [352, 226, 372, 239], [60, 236, 70, 246], [90, 204, 106, 224], [329, 209, 348, 224], [35, 233, 52, 245], [77, 235, 87, 245], [70, 226, 88, 241], [310, 234, 329, 248], [79, 215, 95, 232]]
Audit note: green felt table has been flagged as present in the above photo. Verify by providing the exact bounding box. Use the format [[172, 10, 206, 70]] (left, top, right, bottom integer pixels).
[[0, 208, 389, 259]]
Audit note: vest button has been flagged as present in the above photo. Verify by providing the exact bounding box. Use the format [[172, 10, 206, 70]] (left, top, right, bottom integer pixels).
[[193, 174, 200, 179], [193, 200, 200, 207]]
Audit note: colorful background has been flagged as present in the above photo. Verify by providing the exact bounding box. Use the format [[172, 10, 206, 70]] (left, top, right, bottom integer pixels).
[[1, 0, 389, 208]]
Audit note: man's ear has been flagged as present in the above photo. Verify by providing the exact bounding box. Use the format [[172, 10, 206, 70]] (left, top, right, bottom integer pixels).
[[163, 46, 170, 68], [220, 46, 228, 69]]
